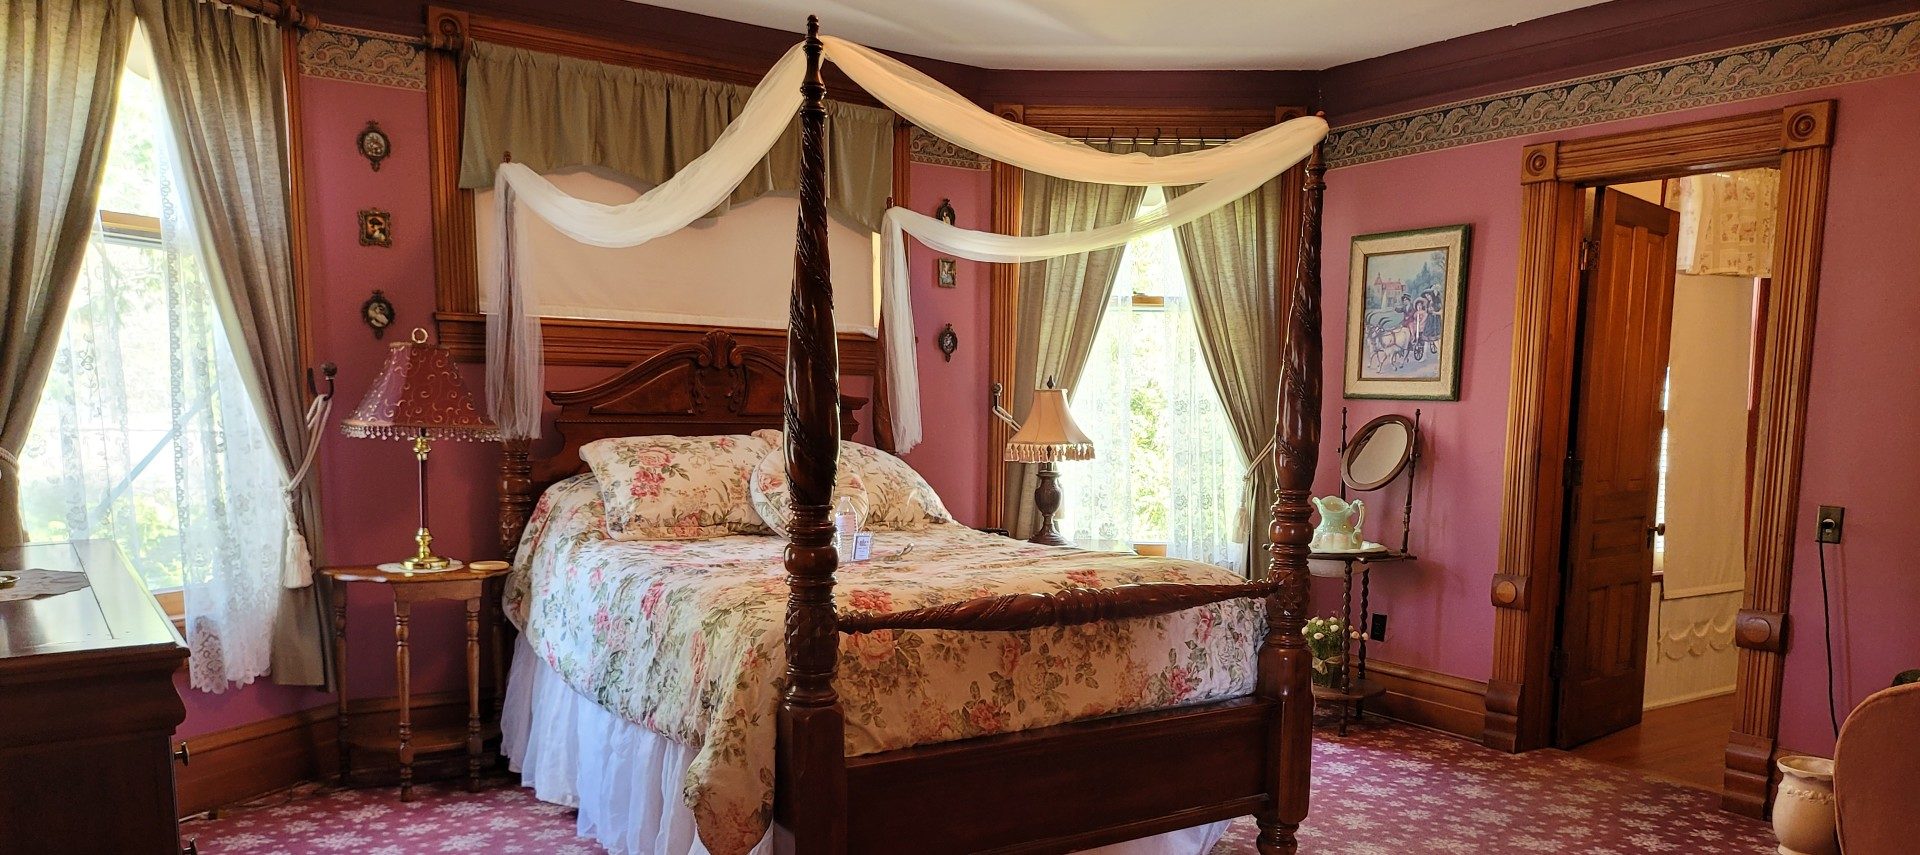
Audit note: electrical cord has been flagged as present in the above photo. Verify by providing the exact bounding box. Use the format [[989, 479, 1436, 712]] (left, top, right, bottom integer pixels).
[[1817, 537, 1841, 739]]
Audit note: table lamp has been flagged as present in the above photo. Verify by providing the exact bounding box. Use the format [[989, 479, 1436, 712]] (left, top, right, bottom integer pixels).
[[1001, 382, 1095, 546], [340, 328, 499, 572]]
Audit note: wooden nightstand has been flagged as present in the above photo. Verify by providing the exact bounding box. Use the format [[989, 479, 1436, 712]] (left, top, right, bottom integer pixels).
[[321, 563, 511, 802]]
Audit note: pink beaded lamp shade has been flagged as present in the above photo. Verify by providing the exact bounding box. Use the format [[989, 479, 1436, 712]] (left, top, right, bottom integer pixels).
[[341, 328, 497, 571], [341, 329, 499, 442]]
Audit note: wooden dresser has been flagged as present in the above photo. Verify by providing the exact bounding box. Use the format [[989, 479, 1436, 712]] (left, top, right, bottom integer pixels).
[[0, 540, 189, 854]]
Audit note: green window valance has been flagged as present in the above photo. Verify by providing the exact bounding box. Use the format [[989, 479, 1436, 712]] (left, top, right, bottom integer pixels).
[[458, 41, 895, 231]]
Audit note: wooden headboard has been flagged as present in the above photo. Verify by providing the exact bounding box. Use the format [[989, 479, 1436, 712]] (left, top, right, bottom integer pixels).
[[497, 328, 866, 554]]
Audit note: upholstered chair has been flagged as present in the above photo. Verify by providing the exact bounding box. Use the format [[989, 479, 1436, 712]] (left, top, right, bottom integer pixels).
[[1833, 681, 1920, 853]]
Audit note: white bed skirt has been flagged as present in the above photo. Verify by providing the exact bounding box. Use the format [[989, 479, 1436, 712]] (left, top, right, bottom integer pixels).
[[502, 639, 1229, 855]]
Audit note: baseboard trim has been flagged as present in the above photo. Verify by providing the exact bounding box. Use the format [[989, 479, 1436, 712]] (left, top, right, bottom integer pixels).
[[174, 691, 478, 817], [1362, 660, 1489, 740], [1644, 686, 1735, 711]]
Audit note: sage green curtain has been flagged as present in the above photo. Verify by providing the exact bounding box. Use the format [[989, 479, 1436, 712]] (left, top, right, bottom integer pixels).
[[136, 0, 327, 686], [1002, 171, 1146, 539], [0, 0, 134, 546], [1165, 175, 1287, 572], [459, 41, 895, 231]]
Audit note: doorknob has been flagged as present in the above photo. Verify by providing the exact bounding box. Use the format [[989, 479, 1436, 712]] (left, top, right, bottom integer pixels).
[[1646, 522, 1665, 547]]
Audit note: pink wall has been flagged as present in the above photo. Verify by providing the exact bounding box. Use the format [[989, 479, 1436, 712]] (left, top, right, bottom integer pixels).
[[1317, 71, 1920, 756], [898, 163, 994, 525]]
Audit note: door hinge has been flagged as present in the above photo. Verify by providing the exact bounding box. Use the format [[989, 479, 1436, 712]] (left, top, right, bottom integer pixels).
[[1578, 239, 1600, 272], [1563, 456, 1583, 488]]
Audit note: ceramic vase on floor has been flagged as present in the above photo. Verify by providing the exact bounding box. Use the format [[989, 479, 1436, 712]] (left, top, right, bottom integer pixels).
[[1772, 755, 1837, 855]]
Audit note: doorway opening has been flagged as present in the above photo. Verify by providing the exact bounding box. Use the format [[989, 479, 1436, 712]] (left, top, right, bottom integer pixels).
[[1482, 101, 1835, 818], [1556, 173, 1779, 793]]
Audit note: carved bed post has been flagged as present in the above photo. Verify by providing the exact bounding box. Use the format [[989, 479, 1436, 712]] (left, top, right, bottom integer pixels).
[[778, 16, 848, 854], [1256, 143, 1324, 855], [499, 438, 533, 558]]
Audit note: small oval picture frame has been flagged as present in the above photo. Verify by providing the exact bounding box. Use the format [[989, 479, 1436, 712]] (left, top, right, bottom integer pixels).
[[362, 289, 396, 339], [937, 323, 958, 362], [357, 120, 391, 172], [934, 198, 956, 225]]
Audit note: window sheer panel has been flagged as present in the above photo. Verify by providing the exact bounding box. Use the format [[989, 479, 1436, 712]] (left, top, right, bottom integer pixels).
[[18, 33, 293, 692], [1058, 196, 1246, 571], [21, 215, 287, 688], [475, 168, 878, 334]]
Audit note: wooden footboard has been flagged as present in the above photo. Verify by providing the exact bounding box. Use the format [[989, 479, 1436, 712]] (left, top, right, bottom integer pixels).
[[837, 581, 1277, 634], [840, 699, 1273, 854]]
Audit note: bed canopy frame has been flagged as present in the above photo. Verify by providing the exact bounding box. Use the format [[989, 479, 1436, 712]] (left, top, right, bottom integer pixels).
[[500, 18, 1323, 854]]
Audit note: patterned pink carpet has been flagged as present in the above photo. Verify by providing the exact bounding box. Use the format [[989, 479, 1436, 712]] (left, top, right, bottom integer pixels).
[[182, 717, 1774, 854]]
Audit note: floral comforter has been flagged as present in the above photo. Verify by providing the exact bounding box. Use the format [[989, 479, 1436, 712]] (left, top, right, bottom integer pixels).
[[506, 475, 1264, 855]]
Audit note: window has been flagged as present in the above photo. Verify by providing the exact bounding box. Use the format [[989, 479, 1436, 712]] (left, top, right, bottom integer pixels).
[[15, 35, 286, 599], [1058, 187, 1248, 571]]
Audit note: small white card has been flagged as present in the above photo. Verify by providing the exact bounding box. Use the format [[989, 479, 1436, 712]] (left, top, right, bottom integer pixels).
[[849, 532, 873, 562]]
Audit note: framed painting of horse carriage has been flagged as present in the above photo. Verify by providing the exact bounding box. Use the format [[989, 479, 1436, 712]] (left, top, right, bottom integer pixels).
[[1344, 224, 1471, 400]]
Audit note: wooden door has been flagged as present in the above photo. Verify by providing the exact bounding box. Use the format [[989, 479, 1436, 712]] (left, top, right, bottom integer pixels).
[[1554, 188, 1679, 748]]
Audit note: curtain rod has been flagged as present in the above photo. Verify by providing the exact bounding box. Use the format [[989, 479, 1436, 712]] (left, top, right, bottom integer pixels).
[[1070, 135, 1234, 146]]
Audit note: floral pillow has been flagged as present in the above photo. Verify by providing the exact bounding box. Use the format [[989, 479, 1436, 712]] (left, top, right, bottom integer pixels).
[[753, 430, 952, 531], [748, 447, 868, 539], [578, 433, 773, 540]]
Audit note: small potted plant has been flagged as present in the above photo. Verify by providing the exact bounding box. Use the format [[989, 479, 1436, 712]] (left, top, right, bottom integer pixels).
[[1303, 616, 1360, 688]]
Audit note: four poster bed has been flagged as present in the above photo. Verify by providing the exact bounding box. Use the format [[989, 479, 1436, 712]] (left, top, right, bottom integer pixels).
[[495, 18, 1327, 855]]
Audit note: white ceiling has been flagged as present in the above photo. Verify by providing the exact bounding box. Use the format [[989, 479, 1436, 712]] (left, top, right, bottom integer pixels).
[[639, 0, 1613, 70]]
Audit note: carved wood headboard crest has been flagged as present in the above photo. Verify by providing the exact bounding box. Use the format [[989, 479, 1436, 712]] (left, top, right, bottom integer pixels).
[[497, 329, 865, 555]]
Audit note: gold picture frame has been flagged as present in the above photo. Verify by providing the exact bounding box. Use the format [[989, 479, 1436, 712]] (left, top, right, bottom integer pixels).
[[358, 208, 393, 248], [1344, 224, 1470, 400]]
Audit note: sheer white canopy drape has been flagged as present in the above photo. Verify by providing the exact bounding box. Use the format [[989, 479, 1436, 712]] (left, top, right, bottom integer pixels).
[[486, 35, 1327, 450]]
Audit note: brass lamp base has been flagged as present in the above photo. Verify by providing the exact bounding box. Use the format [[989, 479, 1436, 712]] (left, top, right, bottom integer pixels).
[[399, 526, 452, 572]]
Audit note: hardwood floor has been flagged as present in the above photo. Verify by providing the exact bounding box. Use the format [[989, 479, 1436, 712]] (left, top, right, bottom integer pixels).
[[1570, 692, 1737, 791]]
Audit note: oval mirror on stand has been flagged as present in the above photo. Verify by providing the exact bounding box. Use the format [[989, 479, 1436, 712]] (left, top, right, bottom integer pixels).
[[1341, 414, 1415, 491]]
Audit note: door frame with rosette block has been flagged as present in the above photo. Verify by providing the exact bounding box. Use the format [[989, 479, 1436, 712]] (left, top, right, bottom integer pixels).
[[1483, 101, 1835, 818]]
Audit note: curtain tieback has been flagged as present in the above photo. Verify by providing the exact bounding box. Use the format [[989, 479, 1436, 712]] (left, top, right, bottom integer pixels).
[[280, 392, 334, 589], [1234, 436, 1277, 546], [286, 392, 333, 491], [0, 447, 18, 479]]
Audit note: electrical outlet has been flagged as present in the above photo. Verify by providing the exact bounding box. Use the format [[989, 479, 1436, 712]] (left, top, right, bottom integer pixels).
[[1816, 505, 1845, 544], [1369, 613, 1388, 642]]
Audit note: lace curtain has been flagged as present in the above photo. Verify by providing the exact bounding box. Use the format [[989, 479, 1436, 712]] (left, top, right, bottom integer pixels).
[[1059, 196, 1246, 571], [1667, 169, 1777, 277], [16, 65, 289, 691]]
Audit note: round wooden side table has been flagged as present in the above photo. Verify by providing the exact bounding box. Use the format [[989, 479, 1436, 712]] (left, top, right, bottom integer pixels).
[[321, 562, 511, 802]]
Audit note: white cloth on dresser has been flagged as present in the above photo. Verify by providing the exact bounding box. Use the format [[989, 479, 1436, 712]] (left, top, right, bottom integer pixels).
[[503, 639, 1230, 855], [484, 34, 1327, 452]]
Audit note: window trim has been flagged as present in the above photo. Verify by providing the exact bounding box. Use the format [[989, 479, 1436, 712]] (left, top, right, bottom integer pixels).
[[153, 587, 186, 632], [99, 210, 161, 244]]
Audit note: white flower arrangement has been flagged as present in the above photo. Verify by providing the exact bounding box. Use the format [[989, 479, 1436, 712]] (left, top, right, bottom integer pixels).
[[1303, 615, 1351, 676]]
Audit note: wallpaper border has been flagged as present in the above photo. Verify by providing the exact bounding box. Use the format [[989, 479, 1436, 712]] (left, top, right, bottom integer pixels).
[[1326, 12, 1920, 168], [297, 25, 426, 91], [909, 127, 989, 170]]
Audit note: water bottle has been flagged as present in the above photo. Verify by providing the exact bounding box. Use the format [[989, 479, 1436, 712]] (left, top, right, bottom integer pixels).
[[834, 495, 859, 554]]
